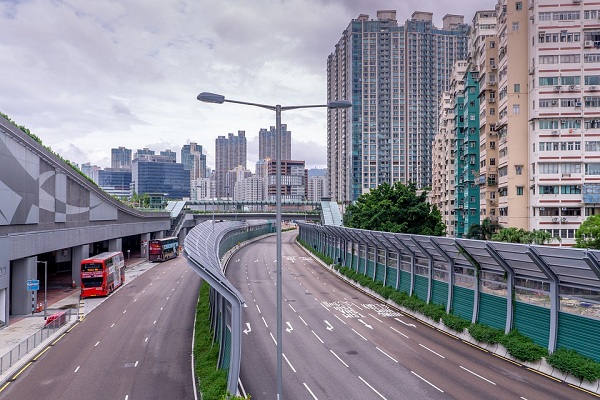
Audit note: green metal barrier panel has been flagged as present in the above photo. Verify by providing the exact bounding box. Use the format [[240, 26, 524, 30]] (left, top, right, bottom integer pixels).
[[414, 275, 428, 301], [557, 312, 600, 362], [346, 252, 352, 268], [478, 292, 507, 330], [431, 279, 448, 308], [221, 328, 232, 371], [375, 262, 385, 283], [514, 302, 550, 348], [366, 260, 375, 279], [400, 270, 411, 293], [385, 267, 398, 289], [452, 285, 474, 321]]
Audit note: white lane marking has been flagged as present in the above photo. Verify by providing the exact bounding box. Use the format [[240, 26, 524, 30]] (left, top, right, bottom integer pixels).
[[333, 314, 347, 325], [369, 314, 383, 323], [95, 341, 100, 347], [134, 361, 139, 367], [320, 304, 330, 312], [153, 320, 157, 324], [390, 327, 409, 338], [270, 332, 277, 345], [111, 323, 115, 328], [145, 337, 148, 343], [312, 330, 324, 344], [303, 383, 318, 399], [256, 305, 261, 314], [411, 371, 444, 392], [325, 320, 334, 331], [394, 317, 416, 327], [243, 323, 251, 334], [358, 319, 373, 329], [358, 376, 387, 399], [352, 328, 368, 341], [376, 347, 398, 363], [262, 317, 268, 328], [74, 366, 80, 373], [160, 307, 163, 311], [134, 298, 137, 302], [520, 398, 529, 400], [298, 316, 308, 326], [143, 290, 145, 293], [460, 366, 496, 385], [166, 297, 169, 300], [330, 350, 349, 367], [286, 322, 294, 333], [123, 310, 127, 314], [125, 396, 129, 400], [289, 304, 296, 313], [283, 353, 296, 372], [419, 343, 445, 358]]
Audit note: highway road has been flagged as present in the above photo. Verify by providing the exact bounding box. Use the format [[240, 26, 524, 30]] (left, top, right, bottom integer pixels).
[[227, 231, 593, 400], [0, 257, 200, 400]]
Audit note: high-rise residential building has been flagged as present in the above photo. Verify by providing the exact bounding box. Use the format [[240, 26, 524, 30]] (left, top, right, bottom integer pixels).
[[160, 149, 177, 163], [111, 147, 132, 169], [307, 175, 328, 202], [80, 162, 101, 183], [266, 160, 307, 202], [134, 148, 155, 160], [455, 69, 481, 237], [191, 178, 212, 200], [432, 89, 458, 237], [215, 131, 247, 198], [528, 0, 600, 245], [131, 158, 190, 199], [226, 165, 252, 199], [259, 124, 291, 161], [495, 0, 529, 230], [234, 176, 267, 206], [472, 10, 500, 226], [327, 10, 470, 203], [181, 143, 207, 181]]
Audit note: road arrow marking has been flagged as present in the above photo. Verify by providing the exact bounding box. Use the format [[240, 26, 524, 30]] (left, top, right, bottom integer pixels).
[[394, 317, 416, 328], [325, 320, 334, 331], [243, 323, 251, 334], [286, 322, 294, 333], [358, 319, 373, 329]]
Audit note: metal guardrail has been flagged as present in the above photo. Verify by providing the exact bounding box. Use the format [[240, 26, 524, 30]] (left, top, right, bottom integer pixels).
[[0, 309, 73, 375]]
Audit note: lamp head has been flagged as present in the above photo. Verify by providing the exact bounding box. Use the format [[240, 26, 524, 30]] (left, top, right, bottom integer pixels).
[[328, 100, 352, 109], [197, 92, 225, 104]]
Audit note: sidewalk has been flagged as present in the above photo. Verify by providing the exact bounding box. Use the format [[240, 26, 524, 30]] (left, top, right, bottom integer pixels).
[[0, 257, 149, 385]]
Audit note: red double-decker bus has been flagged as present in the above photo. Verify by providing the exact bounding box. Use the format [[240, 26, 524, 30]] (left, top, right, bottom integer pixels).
[[148, 237, 179, 262], [81, 251, 125, 298]]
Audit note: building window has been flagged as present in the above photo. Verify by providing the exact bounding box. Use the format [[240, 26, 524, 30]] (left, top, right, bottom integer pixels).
[[516, 2, 522, 10], [513, 104, 520, 114], [514, 84, 520, 93], [512, 22, 519, 32], [516, 186, 524, 195], [515, 165, 523, 175]]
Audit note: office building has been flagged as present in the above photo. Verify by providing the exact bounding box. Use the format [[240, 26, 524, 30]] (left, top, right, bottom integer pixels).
[[327, 10, 470, 203], [259, 124, 292, 161], [267, 160, 307, 202], [215, 131, 247, 198], [98, 168, 132, 198], [131, 158, 190, 199], [81, 162, 101, 183], [111, 147, 132, 169]]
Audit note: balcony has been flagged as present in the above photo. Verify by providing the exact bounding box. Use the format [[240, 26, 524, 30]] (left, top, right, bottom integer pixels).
[[487, 179, 498, 186]]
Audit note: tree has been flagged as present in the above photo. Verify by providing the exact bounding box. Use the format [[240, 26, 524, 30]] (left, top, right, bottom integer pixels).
[[491, 227, 560, 245], [465, 218, 502, 240], [574, 214, 600, 249], [343, 182, 446, 236]]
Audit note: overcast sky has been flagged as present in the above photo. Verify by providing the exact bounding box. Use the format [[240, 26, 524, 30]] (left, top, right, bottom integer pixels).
[[1, 0, 484, 170]]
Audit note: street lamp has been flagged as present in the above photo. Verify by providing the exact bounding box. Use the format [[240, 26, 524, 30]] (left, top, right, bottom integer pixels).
[[197, 92, 351, 399], [35, 260, 47, 320]]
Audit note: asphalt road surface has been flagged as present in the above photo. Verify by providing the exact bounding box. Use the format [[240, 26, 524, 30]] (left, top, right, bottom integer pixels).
[[227, 231, 594, 400], [0, 257, 200, 400]]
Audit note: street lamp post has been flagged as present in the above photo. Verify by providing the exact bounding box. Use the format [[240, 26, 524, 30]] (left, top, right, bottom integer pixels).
[[197, 92, 351, 399], [35, 261, 48, 320]]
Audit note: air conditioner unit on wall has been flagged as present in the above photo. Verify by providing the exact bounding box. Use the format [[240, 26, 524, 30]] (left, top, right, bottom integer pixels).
[[552, 217, 558, 222], [553, 85, 562, 92], [585, 40, 594, 48], [591, 85, 598, 91], [568, 85, 577, 90]]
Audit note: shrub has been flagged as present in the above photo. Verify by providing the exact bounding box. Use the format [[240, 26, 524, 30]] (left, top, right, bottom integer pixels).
[[421, 303, 446, 322], [499, 330, 547, 362], [547, 348, 600, 383], [468, 323, 504, 344], [441, 313, 471, 332]]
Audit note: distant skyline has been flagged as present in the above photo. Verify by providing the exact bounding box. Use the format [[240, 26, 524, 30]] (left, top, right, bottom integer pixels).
[[0, 0, 483, 170]]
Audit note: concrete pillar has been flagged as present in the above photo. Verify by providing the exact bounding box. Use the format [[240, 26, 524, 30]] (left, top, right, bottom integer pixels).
[[178, 228, 187, 251], [71, 244, 89, 287], [108, 238, 122, 252], [154, 231, 165, 239], [140, 233, 151, 259], [0, 237, 9, 325], [11, 257, 37, 315]]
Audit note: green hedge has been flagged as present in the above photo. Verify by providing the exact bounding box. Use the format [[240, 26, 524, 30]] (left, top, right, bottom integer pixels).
[[547, 348, 600, 383]]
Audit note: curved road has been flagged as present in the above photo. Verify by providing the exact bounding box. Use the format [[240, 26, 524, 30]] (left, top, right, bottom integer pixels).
[[0, 257, 200, 400], [227, 231, 593, 400]]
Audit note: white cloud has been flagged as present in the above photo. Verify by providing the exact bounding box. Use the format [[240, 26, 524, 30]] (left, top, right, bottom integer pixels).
[[0, 0, 483, 169]]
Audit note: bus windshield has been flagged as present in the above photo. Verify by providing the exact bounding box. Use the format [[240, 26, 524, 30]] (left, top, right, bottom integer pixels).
[[82, 263, 103, 272]]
